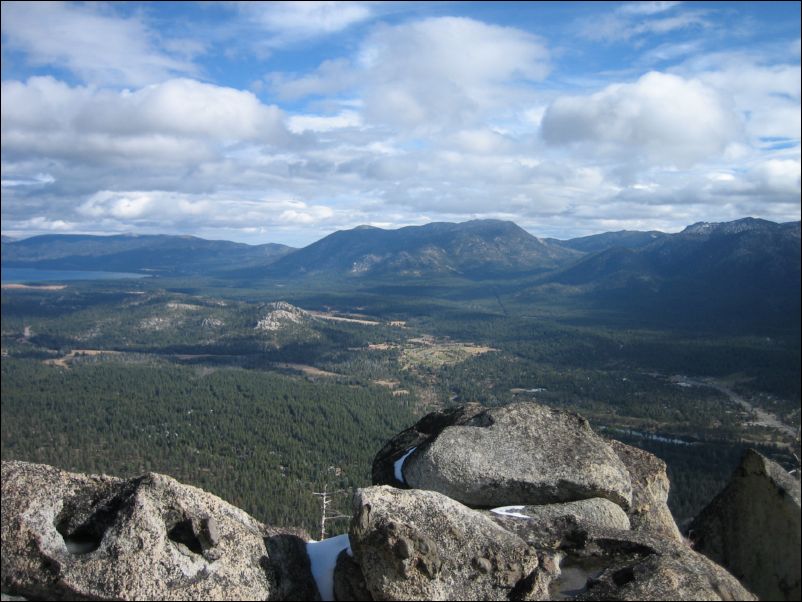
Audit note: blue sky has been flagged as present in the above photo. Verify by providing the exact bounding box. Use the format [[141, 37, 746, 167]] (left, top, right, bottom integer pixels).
[[1, 1, 800, 246]]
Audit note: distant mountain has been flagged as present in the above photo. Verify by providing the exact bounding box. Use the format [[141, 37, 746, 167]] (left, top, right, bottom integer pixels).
[[261, 220, 580, 280], [538, 218, 801, 330], [1, 235, 16, 243], [1, 234, 295, 276], [550, 230, 669, 254]]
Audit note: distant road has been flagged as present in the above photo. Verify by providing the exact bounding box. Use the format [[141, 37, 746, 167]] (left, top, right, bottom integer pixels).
[[682, 376, 797, 438]]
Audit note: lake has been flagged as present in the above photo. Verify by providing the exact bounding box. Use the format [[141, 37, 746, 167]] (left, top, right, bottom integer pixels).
[[1, 267, 149, 284]]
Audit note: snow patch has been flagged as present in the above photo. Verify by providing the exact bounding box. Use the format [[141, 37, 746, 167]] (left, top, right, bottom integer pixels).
[[394, 447, 417, 484], [306, 534, 352, 602], [491, 505, 529, 519]]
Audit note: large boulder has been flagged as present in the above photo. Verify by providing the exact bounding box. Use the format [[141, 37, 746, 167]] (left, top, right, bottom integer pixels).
[[1, 460, 275, 601], [373, 402, 633, 509], [689, 449, 801, 601], [349, 485, 552, 601], [607, 439, 683, 542]]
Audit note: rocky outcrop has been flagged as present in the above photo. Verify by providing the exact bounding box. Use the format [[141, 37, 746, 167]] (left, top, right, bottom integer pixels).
[[1, 461, 275, 601], [2, 401, 765, 601], [349, 485, 551, 601], [608, 439, 683, 542], [690, 449, 801, 601], [255, 301, 311, 332], [373, 402, 633, 510]]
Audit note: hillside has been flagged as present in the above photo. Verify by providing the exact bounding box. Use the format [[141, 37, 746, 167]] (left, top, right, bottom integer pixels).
[[532, 218, 802, 331], [1, 233, 295, 276]]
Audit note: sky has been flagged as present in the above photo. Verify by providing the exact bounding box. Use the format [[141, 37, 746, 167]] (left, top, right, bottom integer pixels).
[[1, 1, 800, 247]]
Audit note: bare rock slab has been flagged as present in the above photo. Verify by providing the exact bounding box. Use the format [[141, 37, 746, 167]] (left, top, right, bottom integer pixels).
[[690, 449, 801, 602], [607, 439, 682, 542], [349, 485, 551, 601], [374, 402, 633, 510], [1, 460, 274, 601]]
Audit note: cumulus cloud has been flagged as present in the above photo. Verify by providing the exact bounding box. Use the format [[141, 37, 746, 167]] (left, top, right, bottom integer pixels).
[[1, 6, 798, 245], [0, 2, 195, 86], [270, 17, 550, 130], [1, 77, 291, 166], [74, 190, 342, 232], [541, 71, 740, 166]]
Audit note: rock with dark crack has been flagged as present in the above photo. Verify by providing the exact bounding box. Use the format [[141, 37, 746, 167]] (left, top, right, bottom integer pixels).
[[333, 549, 373, 602], [487, 498, 631, 549], [607, 439, 682, 542], [689, 449, 801, 602], [374, 402, 633, 510], [349, 485, 551, 601], [1, 460, 274, 601], [265, 532, 321, 601]]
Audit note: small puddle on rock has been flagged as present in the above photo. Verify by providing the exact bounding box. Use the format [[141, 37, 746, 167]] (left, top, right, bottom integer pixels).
[[549, 557, 608, 600], [63, 535, 100, 555]]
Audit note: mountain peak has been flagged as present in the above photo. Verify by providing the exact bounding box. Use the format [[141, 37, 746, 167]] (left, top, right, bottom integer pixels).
[[266, 219, 577, 279]]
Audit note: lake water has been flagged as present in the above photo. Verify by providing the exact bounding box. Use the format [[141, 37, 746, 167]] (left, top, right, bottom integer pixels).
[[1, 267, 149, 283]]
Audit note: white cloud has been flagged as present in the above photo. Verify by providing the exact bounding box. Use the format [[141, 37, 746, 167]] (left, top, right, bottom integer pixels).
[[268, 59, 357, 100], [234, 1, 373, 44], [70, 190, 344, 236], [691, 61, 801, 141], [541, 71, 740, 166], [0, 1, 195, 86], [288, 111, 362, 133], [1, 77, 291, 165], [579, 3, 709, 44], [270, 17, 550, 130], [638, 40, 704, 65], [618, 2, 683, 16], [1, 8, 798, 245]]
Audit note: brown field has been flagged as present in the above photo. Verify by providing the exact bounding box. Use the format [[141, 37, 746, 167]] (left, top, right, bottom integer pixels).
[[274, 362, 339, 377], [44, 349, 122, 368]]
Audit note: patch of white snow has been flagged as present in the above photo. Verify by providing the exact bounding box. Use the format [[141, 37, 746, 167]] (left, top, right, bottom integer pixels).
[[306, 533, 352, 602], [393, 447, 417, 484], [491, 505, 529, 519]]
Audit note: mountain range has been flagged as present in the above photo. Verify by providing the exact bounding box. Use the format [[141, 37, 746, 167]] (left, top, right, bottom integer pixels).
[[3, 218, 800, 331]]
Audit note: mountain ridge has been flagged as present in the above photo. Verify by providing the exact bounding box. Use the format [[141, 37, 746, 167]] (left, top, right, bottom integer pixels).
[[2, 233, 295, 276]]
